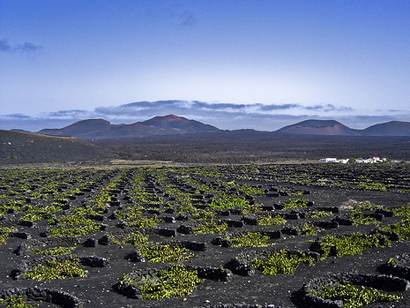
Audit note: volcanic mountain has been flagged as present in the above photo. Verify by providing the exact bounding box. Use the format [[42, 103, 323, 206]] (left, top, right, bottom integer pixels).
[[38, 115, 220, 140], [361, 121, 410, 136], [276, 119, 362, 136]]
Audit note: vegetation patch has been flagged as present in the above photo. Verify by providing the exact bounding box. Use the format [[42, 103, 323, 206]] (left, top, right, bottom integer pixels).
[[119, 264, 203, 300], [33, 246, 77, 256], [258, 215, 286, 226], [307, 211, 333, 219], [0, 233, 8, 245], [194, 221, 228, 234], [283, 198, 309, 210], [230, 232, 270, 248], [0, 295, 33, 307], [49, 224, 101, 237], [382, 218, 410, 240], [393, 203, 410, 218], [312, 282, 402, 308], [254, 249, 315, 275], [316, 232, 391, 259], [25, 257, 87, 281], [139, 244, 193, 263], [297, 222, 319, 236]]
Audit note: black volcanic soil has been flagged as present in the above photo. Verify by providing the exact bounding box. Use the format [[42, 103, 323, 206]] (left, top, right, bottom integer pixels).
[[1, 164, 410, 308], [95, 132, 410, 164], [2, 130, 410, 166], [0, 130, 113, 165]]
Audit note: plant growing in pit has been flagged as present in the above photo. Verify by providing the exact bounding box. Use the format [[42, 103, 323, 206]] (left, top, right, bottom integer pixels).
[[258, 215, 287, 226], [33, 246, 77, 256], [318, 232, 391, 259], [0, 295, 34, 308], [382, 218, 410, 240], [312, 282, 403, 308], [192, 209, 216, 220], [127, 217, 162, 228], [139, 244, 193, 263], [254, 249, 315, 275], [307, 211, 333, 219], [230, 232, 270, 248], [282, 197, 309, 210], [297, 222, 318, 236], [49, 224, 101, 237], [121, 231, 151, 246], [0, 233, 8, 245], [120, 264, 203, 300], [393, 203, 410, 218], [194, 221, 228, 234], [25, 257, 87, 281]]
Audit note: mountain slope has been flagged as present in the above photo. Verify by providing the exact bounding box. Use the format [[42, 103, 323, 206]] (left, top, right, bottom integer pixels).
[[362, 121, 410, 136], [38, 119, 113, 137], [276, 119, 362, 136], [0, 130, 113, 164], [141, 114, 219, 133], [38, 115, 220, 140]]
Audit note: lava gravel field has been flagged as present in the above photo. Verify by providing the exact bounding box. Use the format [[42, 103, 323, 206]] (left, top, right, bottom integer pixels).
[[1, 163, 410, 308]]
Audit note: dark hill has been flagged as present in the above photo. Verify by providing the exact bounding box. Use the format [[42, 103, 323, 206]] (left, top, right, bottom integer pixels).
[[38, 119, 113, 138], [0, 130, 113, 165], [362, 121, 410, 136], [276, 119, 362, 136], [38, 115, 220, 140], [141, 114, 219, 133]]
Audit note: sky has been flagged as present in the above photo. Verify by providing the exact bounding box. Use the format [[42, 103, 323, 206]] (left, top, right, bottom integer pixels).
[[1, 0, 410, 132]]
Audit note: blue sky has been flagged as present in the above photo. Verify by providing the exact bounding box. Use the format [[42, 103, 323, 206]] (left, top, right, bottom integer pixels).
[[1, 0, 410, 131]]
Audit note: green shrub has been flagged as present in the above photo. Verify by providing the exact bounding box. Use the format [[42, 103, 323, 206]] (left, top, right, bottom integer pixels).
[[122, 232, 150, 246], [192, 209, 216, 220], [142, 265, 202, 299], [25, 257, 87, 280], [312, 282, 402, 308], [259, 215, 286, 226], [298, 222, 318, 235], [49, 224, 100, 237], [283, 198, 309, 210], [230, 232, 270, 248], [319, 232, 391, 259], [139, 244, 193, 263], [350, 212, 378, 225], [307, 211, 333, 219], [128, 217, 162, 228], [0, 233, 8, 245], [382, 218, 410, 240], [242, 203, 263, 214], [393, 203, 410, 218], [121, 264, 203, 300], [0, 295, 33, 308], [254, 249, 315, 275], [194, 221, 228, 234], [34, 246, 77, 256], [357, 182, 387, 191]]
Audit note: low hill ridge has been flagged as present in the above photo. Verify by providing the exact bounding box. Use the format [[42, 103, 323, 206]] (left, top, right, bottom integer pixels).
[[38, 115, 220, 140], [35, 116, 410, 139], [0, 130, 112, 164], [362, 121, 410, 136], [277, 119, 362, 136]]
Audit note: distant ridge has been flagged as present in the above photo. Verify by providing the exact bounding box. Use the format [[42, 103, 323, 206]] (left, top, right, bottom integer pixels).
[[276, 119, 362, 136], [362, 121, 410, 136], [38, 115, 220, 140], [38, 119, 112, 138], [34, 116, 410, 139]]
